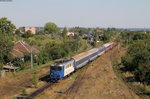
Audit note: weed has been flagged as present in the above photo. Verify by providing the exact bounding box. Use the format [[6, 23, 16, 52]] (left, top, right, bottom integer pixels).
[[32, 74, 39, 88], [22, 89, 28, 96]]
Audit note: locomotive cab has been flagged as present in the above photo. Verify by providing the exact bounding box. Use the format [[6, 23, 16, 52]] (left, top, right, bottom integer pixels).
[[50, 58, 75, 81], [50, 65, 64, 81]]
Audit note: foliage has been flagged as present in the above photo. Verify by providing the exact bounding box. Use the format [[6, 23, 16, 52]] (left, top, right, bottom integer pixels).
[[0, 33, 14, 64], [120, 31, 147, 45], [36, 29, 45, 35], [25, 35, 53, 49], [0, 62, 3, 71], [0, 17, 16, 34], [44, 22, 58, 34], [32, 74, 39, 88], [45, 40, 78, 60], [62, 27, 68, 39], [122, 39, 150, 85], [22, 89, 28, 95], [102, 32, 111, 42], [24, 53, 31, 62], [35, 36, 88, 64], [37, 51, 49, 64], [12, 58, 24, 69], [70, 27, 89, 35], [22, 31, 33, 38], [15, 29, 21, 34]]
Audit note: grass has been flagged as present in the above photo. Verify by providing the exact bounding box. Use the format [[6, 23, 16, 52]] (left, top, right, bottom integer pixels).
[[144, 86, 150, 93], [18, 61, 52, 73]]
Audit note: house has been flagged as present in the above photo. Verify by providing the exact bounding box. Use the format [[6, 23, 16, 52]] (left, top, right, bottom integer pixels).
[[23, 27, 36, 34], [96, 29, 104, 33], [11, 41, 40, 59], [66, 32, 75, 36]]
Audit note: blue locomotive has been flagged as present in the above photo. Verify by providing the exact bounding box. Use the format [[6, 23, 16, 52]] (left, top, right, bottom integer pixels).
[[50, 43, 114, 81]]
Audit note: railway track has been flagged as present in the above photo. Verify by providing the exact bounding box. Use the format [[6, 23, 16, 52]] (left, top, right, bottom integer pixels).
[[17, 82, 54, 99], [25, 83, 53, 99], [60, 61, 93, 99], [16, 72, 51, 99]]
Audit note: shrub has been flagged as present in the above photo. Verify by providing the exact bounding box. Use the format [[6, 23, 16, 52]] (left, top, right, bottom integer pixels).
[[0, 62, 3, 71], [32, 74, 39, 88], [22, 89, 28, 96]]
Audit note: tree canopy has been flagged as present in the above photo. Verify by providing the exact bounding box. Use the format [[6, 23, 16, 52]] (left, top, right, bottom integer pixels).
[[121, 36, 150, 85], [0, 17, 16, 34], [62, 27, 68, 39], [44, 22, 58, 34], [0, 33, 14, 64]]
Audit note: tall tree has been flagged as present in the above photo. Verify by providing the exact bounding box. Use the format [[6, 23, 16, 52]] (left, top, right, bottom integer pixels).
[[0, 17, 16, 34], [0, 33, 13, 64], [44, 22, 58, 34], [62, 27, 68, 39]]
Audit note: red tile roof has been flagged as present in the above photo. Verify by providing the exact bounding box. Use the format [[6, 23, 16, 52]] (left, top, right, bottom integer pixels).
[[11, 49, 24, 58], [96, 29, 104, 33], [12, 41, 40, 58]]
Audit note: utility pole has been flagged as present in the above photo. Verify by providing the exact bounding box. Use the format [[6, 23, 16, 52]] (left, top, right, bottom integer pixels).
[[31, 47, 33, 69]]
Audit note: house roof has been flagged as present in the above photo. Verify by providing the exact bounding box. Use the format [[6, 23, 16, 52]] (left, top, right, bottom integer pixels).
[[12, 41, 40, 58], [96, 29, 104, 33], [11, 49, 24, 58]]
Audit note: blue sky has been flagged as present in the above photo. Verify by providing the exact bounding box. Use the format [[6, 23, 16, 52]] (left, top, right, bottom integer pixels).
[[0, 0, 150, 28]]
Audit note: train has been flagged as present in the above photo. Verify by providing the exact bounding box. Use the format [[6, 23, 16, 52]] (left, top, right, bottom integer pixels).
[[50, 42, 116, 81]]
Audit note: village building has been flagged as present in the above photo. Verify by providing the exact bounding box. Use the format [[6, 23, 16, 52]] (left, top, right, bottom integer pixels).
[[11, 41, 40, 59], [23, 27, 36, 34], [1, 41, 40, 72], [96, 29, 104, 33], [66, 32, 75, 36]]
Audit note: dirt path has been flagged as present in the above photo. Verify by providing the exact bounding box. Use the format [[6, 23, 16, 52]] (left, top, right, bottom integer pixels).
[[36, 46, 139, 99]]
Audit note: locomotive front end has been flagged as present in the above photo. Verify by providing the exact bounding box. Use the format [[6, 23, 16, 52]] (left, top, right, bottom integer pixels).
[[50, 65, 64, 81]]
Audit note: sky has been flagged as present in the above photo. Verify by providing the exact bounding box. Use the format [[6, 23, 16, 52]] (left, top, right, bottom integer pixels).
[[0, 0, 150, 28]]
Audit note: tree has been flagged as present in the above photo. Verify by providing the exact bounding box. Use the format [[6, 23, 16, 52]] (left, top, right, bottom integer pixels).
[[0, 62, 3, 71], [122, 40, 150, 85], [12, 58, 24, 69], [0, 33, 13, 64], [62, 27, 68, 39], [0, 17, 16, 34], [22, 30, 33, 38], [44, 22, 58, 34], [15, 29, 21, 34]]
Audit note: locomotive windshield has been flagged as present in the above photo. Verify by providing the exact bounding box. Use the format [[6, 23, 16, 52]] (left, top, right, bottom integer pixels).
[[51, 66, 62, 71]]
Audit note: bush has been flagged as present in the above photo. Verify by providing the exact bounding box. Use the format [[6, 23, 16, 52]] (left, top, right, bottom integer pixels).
[[0, 62, 3, 71], [12, 58, 24, 69], [122, 40, 150, 85], [32, 74, 39, 88], [22, 89, 28, 96]]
